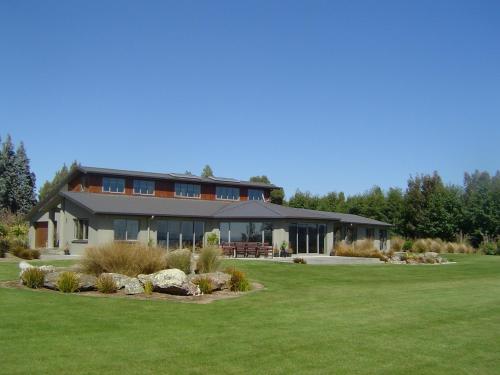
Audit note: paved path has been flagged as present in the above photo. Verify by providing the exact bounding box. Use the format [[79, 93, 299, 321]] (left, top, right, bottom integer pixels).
[[235, 255, 383, 265]]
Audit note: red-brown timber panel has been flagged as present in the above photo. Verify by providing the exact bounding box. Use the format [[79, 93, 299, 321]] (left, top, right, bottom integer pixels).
[[201, 184, 215, 200], [35, 222, 48, 248], [156, 180, 174, 198], [240, 187, 248, 201]]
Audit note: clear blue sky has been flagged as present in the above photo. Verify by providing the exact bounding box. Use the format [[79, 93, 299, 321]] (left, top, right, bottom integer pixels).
[[1, 1, 499, 197]]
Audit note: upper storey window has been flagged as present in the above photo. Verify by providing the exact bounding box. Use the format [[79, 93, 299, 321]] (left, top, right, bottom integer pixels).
[[175, 183, 201, 198], [102, 177, 125, 193], [248, 189, 265, 200], [133, 180, 155, 195], [216, 186, 240, 201]]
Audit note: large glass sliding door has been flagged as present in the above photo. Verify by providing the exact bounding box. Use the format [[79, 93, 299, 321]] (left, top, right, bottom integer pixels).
[[219, 222, 273, 244], [298, 224, 308, 253], [157, 220, 204, 250], [289, 223, 328, 254]]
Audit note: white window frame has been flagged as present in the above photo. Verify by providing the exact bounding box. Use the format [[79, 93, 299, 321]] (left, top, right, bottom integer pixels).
[[113, 219, 139, 241], [248, 188, 265, 200], [73, 218, 89, 241], [216, 186, 240, 201], [102, 177, 126, 194], [133, 179, 155, 195], [174, 183, 201, 199]]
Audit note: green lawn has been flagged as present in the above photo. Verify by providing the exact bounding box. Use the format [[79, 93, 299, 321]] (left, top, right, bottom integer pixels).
[[1, 255, 499, 374]]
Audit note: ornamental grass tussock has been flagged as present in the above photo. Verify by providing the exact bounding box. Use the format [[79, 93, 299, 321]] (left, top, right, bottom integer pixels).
[[57, 271, 80, 293], [95, 274, 117, 294], [81, 243, 167, 277], [225, 267, 251, 292], [193, 276, 214, 294], [21, 267, 45, 289], [196, 246, 222, 273]]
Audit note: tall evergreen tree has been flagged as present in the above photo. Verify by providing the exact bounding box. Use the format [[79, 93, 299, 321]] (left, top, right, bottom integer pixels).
[[0, 135, 16, 211], [249, 175, 271, 184], [12, 142, 36, 214], [201, 165, 214, 178]]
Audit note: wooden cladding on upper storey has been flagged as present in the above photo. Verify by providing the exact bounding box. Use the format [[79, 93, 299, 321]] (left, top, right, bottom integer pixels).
[[68, 173, 271, 201]]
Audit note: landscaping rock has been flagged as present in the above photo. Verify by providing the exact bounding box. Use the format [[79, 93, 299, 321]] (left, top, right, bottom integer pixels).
[[189, 272, 230, 292], [43, 272, 60, 290], [78, 274, 97, 291], [103, 273, 144, 295], [18, 261, 32, 276], [424, 252, 439, 258], [43, 272, 96, 291], [39, 265, 56, 273], [124, 278, 144, 295], [138, 269, 200, 296]]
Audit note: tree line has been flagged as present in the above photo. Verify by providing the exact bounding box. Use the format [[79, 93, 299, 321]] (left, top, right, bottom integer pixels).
[[287, 170, 500, 247], [1, 140, 497, 247]]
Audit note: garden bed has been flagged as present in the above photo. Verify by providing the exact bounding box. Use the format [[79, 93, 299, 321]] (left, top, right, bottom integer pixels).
[[0, 279, 264, 304]]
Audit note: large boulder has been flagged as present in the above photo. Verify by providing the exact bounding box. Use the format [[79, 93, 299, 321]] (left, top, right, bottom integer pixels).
[[18, 261, 32, 277], [102, 273, 144, 295], [78, 274, 97, 291], [39, 265, 56, 273], [43, 272, 96, 291], [138, 269, 200, 296], [189, 272, 230, 292]]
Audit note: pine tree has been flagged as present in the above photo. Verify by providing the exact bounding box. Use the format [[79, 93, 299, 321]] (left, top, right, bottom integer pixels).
[[12, 142, 36, 214], [0, 135, 16, 211], [201, 165, 214, 178]]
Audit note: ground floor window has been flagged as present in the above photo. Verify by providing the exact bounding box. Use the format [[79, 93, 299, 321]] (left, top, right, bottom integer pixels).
[[74, 219, 89, 240], [157, 220, 204, 250], [342, 224, 357, 244], [219, 222, 273, 245], [366, 228, 375, 239], [289, 223, 327, 254], [113, 219, 139, 241]]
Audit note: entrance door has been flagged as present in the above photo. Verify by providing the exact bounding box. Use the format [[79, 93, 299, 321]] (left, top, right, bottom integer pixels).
[[35, 222, 48, 248]]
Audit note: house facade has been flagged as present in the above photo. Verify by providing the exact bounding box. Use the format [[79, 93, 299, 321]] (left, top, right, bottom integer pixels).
[[28, 166, 391, 255]]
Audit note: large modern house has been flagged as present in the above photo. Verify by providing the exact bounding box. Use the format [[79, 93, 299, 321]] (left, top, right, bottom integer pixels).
[[27, 166, 391, 255]]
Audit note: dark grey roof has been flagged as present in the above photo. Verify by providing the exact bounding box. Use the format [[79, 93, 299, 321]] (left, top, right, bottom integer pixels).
[[78, 166, 278, 189], [61, 192, 391, 226], [61, 191, 231, 218]]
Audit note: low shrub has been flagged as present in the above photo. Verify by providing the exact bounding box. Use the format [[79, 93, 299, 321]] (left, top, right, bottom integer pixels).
[[480, 241, 499, 255], [21, 267, 45, 288], [335, 241, 382, 259], [166, 249, 192, 274], [293, 257, 307, 264], [0, 222, 7, 238], [445, 242, 457, 253], [390, 236, 404, 251], [196, 247, 221, 273], [225, 267, 251, 292], [334, 242, 351, 256], [80, 243, 167, 277], [57, 272, 79, 293], [9, 223, 29, 239], [96, 274, 117, 294], [429, 238, 445, 253], [144, 280, 154, 296], [194, 277, 214, 294], [412, 239, 429, 253], [206, 233, 219, 246], [0, 238, 9, 258], [402, 240, 413, 251], [11, 245, 40, 260]]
